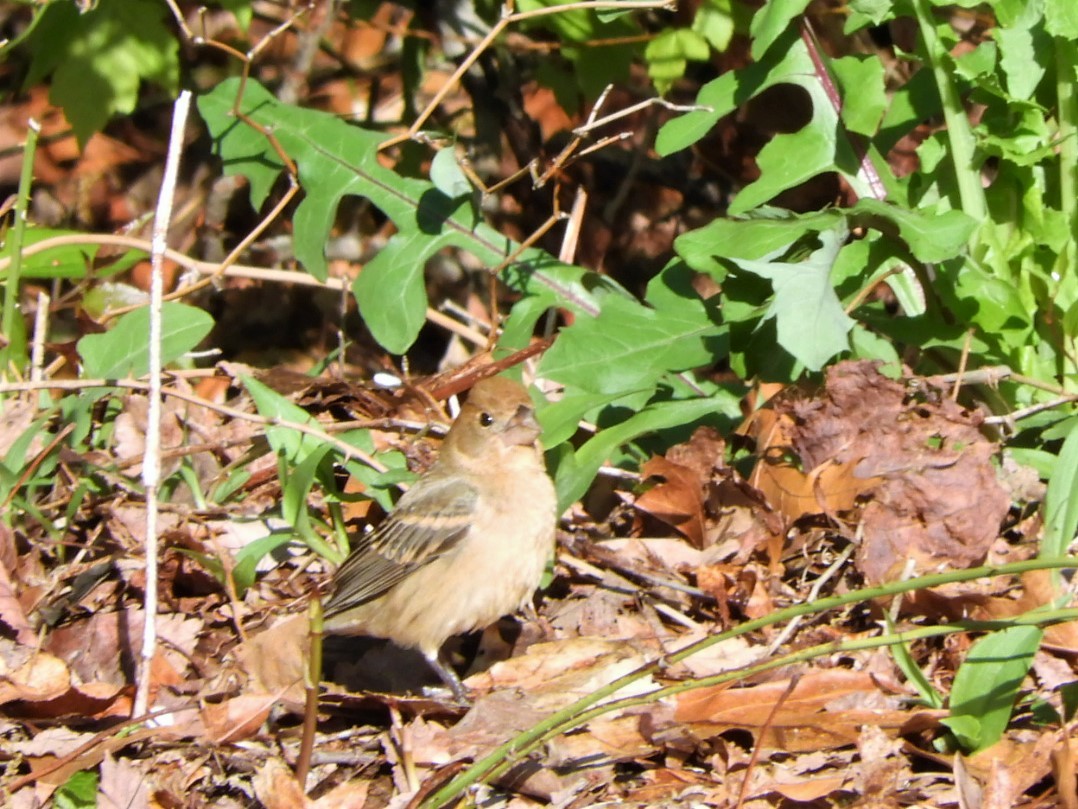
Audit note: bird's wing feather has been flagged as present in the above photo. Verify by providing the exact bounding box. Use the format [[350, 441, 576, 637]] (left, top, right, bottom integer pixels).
[[324, 475, 478, 616]]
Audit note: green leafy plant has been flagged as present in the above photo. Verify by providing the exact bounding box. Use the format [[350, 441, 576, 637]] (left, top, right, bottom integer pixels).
[[941, 624, 1043, 752], [655, 0, 1078, 413], [7, 0, 180, 146]]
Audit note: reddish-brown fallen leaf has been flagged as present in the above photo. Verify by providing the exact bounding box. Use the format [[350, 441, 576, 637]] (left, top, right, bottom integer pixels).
[[747, 361, 1011, 583], [675, 669, 929, 753], [635, 455, 707, 547], [0, 528, 37, 647]]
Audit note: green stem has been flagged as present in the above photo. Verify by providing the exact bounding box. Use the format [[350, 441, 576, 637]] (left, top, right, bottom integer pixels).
[[1056, 36, 1078, 241], [910, 0, 987, 223], [421, 556, 1078, 808], [1, 120, 38, 380]]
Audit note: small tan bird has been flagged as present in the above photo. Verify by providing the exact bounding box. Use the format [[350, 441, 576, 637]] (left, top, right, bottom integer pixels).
[[323, 375, 557, 700]]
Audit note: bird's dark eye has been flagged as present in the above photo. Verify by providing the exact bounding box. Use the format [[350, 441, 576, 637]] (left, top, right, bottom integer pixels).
[[479, 411, 494, 427]]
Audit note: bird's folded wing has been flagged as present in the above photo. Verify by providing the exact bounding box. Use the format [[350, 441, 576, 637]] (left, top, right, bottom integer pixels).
[[324, 475, 478, 616]]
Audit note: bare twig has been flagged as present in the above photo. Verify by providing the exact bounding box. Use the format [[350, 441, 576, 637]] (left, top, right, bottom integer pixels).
[[133, 89, 192, 721], [378, 0, 675, 151]]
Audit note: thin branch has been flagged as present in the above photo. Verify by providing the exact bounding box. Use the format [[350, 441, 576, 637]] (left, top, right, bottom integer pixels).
[[133, 89, 191, 720]]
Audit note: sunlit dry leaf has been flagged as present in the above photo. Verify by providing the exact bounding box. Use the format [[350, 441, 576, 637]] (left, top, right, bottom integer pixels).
[[964, 731, 1058, 806], [0, 652, 71, 703], [853, 723, 908, 806], [202, 694, 278, 743], [763, 775, 848, 802], [675, 670, 925, 752], [253, 758, 308, 809], [234, 613, 308, 708], [470, 636, 659, 710], [310, 779, 369, 809], [98, 751, 150, 809], [635, 455, 707, 547]]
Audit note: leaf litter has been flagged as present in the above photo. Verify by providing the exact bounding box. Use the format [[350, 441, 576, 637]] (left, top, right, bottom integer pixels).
[[4, 353, 1073, 808]]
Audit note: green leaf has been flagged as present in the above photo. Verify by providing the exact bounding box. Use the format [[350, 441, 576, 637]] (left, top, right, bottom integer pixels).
[[691, 0, 736, 52], [1042, 423, 1078, 560], [850, 199, 977, 262], [830, 55, 887, 136], [994, 24, 1049, 101], [845, 0, 894, 32], [0, 228, 143, 279], [539, 263, 726, 395], [22, 0, 178, 146], [942, 625, 1042, 751], [645, 28, 711, 91], [659, 33, 872, 212], [430, 147, 472, 198], [1046, 0, 1078, 37], [242, 375, 325, 465], [552, 392, 740, 510], [724, 224, 854, 370], [675, 209, 839, 275], [198, 77, 632, 353], [352, 231, 449, 354], [77, 303, 213, 378], [749, 0, 812, 59], [885, 613, 944, 708], [54, 769, 98, 809], [232, 532, 295, 593]]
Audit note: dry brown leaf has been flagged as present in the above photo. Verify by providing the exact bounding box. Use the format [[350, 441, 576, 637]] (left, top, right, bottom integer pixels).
[[253, 759, 308, 809], [762, 775, 848, 802], [0, 529, 37, 647], [635, 456, 707, 547], [98, 751, 150, 809], [964, 730, 1059, 806], [234, 613, 309, 707], [0, 651, 73, 703], [310, 779, 370, 809], [675, 670, 924, 753]]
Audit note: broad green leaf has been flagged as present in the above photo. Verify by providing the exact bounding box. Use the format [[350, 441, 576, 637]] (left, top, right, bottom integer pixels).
[[942, 625, 1042, 751], [1046, 0, 1078, 37], [692, 0, 736, 52], [749, 0, 812, 59], [537, 389, 636, 448], [725, 224, 854, 370], [830, 55, 887, 136], [0, 228, 142, 280], [850, 199, 976, 262], [22, 0, 178, 146], [198, 78, 633, 353], [242, 375, 325, 465], [539, 264, 726, 395], [994, 25, 1049, 101], [732, 123, 838, 213], [77, 303, 213, 378], [552, 392, 740, 510], [845, 0, 894, 32], [54, 769, 97, 809], [675, 209, 839, 275], [656, 30, 807, 156], [646, 28, 710, 91], [353, 231, 451, 355]]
